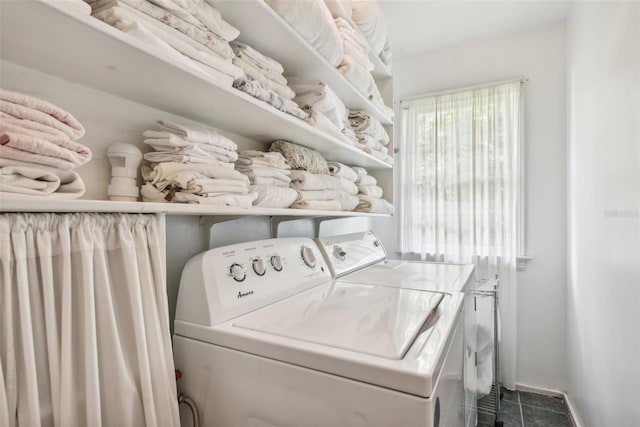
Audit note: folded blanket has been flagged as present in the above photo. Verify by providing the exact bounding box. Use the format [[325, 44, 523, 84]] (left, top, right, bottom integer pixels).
[[269, 140, 329, 174], [234, 76, 308, 121], [289, 170, 358, 195], [233, 56, 295, 100], [290, 80, 346, 130], [0, 164, 85, 199], [143, 150, 236, 165], [355, 194, 394, 214], [158, 0, 240, 42], [251, 176, 292, 187], [231, 41, 285, 79], [327, 161, 357, 182], [357, 184, 383, 198], [236, 150, 291, 169], [149, 120, 238, 149], [143, 137, 238, 159], [250, 185, 298, 208], [351, 0, 388, 55], [88, 0, 234, 60], [185, 178, 249, 195], [265, 0, 344, 67], [337, 55, 376, 97], [140, 183, 257, 207], [235, 166, 291, 186], [290, 199, 342, 211], [0, 89, 85, 140], [0, 121, 92, 170], [92, 5, 244, 80], [349, 110, 389, 144]]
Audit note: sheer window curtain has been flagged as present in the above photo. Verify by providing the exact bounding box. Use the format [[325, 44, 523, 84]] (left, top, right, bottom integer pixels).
[[399, 82, 521, 390], [0, 213, 180, 426]]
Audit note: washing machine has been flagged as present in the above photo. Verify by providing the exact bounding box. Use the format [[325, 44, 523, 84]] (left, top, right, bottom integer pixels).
[[315, 231, 477, 427], [173, 237, 465, 427]]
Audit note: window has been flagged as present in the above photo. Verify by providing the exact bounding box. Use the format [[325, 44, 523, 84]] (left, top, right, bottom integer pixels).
[[399, 81, 523, 264]]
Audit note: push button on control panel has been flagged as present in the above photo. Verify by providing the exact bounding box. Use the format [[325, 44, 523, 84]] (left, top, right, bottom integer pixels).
[[270, 255, 283, 271], [229, 263, 246, 282]]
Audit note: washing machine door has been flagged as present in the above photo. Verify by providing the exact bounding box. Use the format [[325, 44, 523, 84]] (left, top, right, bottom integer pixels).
[[232, 281, 444, 360]]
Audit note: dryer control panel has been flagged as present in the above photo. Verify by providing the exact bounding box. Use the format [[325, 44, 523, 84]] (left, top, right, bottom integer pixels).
[[316, 230, 387, 278], [176, 238, 330, 326]]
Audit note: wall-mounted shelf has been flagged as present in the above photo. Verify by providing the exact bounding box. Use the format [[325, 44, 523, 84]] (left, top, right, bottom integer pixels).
[[0, 197, 390, 218], [209, 0, 393, 124], [0, 0, 391, 170]]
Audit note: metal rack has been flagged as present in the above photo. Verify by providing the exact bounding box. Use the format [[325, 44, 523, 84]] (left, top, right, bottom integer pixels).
[[473, 275, 503, 427]]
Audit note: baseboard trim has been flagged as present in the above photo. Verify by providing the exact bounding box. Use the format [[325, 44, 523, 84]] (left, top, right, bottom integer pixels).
[[514, 383, 583, 427], [563, 392, 585, 427]]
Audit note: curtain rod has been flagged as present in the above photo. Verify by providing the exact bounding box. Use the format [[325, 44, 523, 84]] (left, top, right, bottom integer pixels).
[[398, 77, 529, 103]]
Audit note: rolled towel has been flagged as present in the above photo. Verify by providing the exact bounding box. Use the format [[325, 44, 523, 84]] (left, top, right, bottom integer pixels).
[[269, 140, 329, 175], [0, 89, 85, 139], [327, 161, 357, 182]]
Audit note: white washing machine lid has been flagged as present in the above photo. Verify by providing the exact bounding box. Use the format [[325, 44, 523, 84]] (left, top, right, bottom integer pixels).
[[232, 282, 443, 360]]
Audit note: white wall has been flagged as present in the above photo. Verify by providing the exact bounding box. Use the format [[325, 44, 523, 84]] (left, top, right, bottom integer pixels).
[[384, 22, 568, 391], [566, 2, 640, 425]]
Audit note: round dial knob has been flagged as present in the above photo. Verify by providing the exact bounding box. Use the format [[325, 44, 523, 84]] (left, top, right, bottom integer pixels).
[[252, 258, 266, 276], [229, 263, 246, 282], [333, 245, 346, 261], [270, 255, 283, 272], [300, 245, 316, 269]]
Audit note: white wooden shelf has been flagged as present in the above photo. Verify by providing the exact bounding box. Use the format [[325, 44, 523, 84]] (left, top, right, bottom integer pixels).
[[209, 0, 393, 124], [0, 0, 391, 170], [0, 197, 390, 218]]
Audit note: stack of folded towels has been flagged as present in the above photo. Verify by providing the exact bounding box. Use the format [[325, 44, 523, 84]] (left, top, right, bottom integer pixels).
[[230, 41, 307, 121], [0, 89, 90, 199], [140, 120, 257, 207], [335, 17, 377, 100], [348, 110, 393, 164], [352, 167, 393, 214], [270, 140, 358, 211], [85, 0, 244, 85], [234, 150, 298, 208], [289, 80, 352, 144]]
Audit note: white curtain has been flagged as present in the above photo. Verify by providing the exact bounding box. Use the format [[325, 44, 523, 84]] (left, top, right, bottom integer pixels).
[[399, 82, 521, 389], [0, 213, 180, 426]]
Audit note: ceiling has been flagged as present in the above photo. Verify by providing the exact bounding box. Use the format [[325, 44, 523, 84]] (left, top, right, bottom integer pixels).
[[379, 0, 572, 59]]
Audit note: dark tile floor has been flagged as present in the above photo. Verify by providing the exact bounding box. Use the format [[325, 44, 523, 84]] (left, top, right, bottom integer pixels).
[[477, 388, 571, 427]]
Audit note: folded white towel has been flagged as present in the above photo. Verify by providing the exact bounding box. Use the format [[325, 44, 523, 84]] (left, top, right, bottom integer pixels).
[[355, 194, 394, 214], [305, 110, 354, 145], [58, 0, 93, 15], [237, 150, 291, 170], [290, 80, 347, 130], [356, 173, 377, 186], [143, 138, 238, 160], [334, 17, 369, 51], [250, 185, 298, 208], [0, 121, 92, 170], [142, 161, 248, 191], [327, 161, 357, 182], [230, 41, 285, 76], [140, 183, 257, 207], [0, 164, 85, 199], [0, 89, 85, 140], [143, 151, 235, 165], [290, 199, 342, 211], [337, 55, 376, 97], [89, 0, 234, 60], [349, 110, 389, 144], [233, 56, 295, 100], [159, 0, 240, 41], [235, 166, 291, 186], [150, 120, 239, 149], [357, 184, 383, 198], [233, 76, 308, 121], [92, 5, 244, 80], [289, 170, 358, 195], [186, 178, 249, 195], [265, 0, 344, 67]]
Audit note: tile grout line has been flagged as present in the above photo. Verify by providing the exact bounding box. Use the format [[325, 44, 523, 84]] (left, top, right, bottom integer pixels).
[[518, 391, 525, 427]]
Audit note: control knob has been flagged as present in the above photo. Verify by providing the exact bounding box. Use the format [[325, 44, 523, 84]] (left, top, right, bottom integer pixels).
[[252, 258, 266, 276], [270, 255, 283, 271], [300, 245, 316, 268], [229, 263, 246, 282], [333, 245, 346, 261]]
